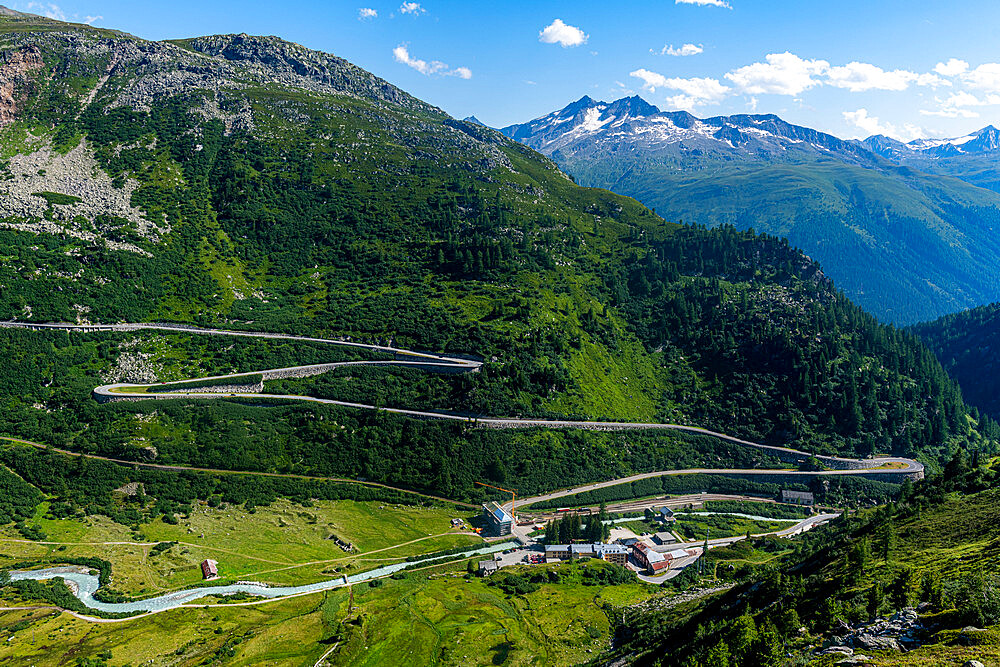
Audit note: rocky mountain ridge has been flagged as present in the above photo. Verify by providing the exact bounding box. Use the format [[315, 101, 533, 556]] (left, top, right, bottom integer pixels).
[[859, 125, 1000, 194], [500, 94, 881, 168], [862, 125, 1000, 159], [0, 9, 443, 132]]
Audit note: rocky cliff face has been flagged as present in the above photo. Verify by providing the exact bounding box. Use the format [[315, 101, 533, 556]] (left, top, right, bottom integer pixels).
[[179, 33, 439, 115], [0, 45, 43, 126]]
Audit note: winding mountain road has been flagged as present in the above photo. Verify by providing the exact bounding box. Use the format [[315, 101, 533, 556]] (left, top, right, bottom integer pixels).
[[1, 320, 924, 489], [0, 320, 929, 618]]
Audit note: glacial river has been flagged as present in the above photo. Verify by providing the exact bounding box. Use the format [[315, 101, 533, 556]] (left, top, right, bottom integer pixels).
[[9, 541, 517, 615]]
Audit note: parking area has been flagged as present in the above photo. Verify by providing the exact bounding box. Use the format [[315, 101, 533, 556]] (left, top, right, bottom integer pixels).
[[488, 545, 545, 567]]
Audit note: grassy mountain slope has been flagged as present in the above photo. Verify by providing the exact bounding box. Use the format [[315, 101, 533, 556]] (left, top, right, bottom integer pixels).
[[503, 99, 1000, 325], [0, 10, 993, 508], [565, 149, 1000, 327], [609, 455, 1000, 666], [911, 302, 1000, 420]]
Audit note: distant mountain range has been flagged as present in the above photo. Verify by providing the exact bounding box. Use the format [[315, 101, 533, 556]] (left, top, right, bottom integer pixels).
[[500, 96, 1000, 325], [860, 126, 1000, 193], [501, 95, 881, 167]]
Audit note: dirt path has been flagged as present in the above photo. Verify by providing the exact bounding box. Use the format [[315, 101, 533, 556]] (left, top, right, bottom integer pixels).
[[0, 435, 475, 509], [238, 531, 473, 579]]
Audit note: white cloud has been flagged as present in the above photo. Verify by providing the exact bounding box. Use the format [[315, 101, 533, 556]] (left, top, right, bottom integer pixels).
[[393, 45, 440, 75], [826, 62, 919, 92], [631, 68, 729, 109], [915, 72, 950, 88], [726, 52, 829, 96], [399, 2, 425, 15], [662, 95, 702, 111], [82, 14, 101, 24], [18, 2, 66, 20], [934, 58, 969, 77], [675, 0, 732, 8], [358, 7, 377, 20], [392, 44, 470, 79], [843, 108, 889, 136], [920, 90, 1000, 118], [538, 19, 588, 48], [843, 108, 924, 141], [920, 108, 980, 118], [949, 91, 1000, 106], [962, 63, 1000, 93], [653, 43, 703, 57]]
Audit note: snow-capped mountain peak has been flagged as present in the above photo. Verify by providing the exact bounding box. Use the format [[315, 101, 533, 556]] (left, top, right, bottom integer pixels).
[[500, 95, 877, 166], [864, 125, 1000, 158]]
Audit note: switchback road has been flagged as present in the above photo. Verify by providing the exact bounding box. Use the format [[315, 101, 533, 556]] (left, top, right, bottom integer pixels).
[[1, 320, 924, 491]]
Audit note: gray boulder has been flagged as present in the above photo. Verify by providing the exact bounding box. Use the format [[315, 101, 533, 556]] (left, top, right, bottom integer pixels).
[[853, 633, 903, 652]]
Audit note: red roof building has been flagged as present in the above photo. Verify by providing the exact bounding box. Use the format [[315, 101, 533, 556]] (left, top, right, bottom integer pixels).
[[201, 559, 219, 580]]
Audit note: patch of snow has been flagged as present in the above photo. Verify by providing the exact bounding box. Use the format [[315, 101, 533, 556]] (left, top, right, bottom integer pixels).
[[908, 133, 977, 151]]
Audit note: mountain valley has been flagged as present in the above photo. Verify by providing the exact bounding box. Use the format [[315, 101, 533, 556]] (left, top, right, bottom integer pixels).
[[0, 6, 998, 667], [501, 96, 1000, 325]]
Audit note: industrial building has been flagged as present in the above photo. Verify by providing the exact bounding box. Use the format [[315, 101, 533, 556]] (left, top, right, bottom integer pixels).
[[631, 542, 670, 574], [482, 501, 514, 536], [780, 490, 815, 506], [544, 543, 629, 565], [653, 531, 678, 545]]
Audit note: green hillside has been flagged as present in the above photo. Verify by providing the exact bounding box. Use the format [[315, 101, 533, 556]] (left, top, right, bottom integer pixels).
[[564, 153, 1000, 326], [610, 454, 1000, 666], [911, 302, 1000, 420], [0, 10, 999, 667], [0, 10, 992, 505]]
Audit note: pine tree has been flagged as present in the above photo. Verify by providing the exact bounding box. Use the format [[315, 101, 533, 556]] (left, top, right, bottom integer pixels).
[[867, 580, 884, 619], [703, 640, 732, 667]]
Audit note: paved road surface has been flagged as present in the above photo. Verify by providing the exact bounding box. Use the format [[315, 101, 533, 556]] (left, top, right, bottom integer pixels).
[[636, 512, 840, 583], [1, 320, 922, 477]]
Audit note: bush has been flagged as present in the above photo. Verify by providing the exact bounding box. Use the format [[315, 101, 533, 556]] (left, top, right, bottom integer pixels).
[[488, 573, 539, 596]]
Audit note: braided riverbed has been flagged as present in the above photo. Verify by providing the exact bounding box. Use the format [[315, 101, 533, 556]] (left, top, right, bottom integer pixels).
[[9, 541, 516, 615]]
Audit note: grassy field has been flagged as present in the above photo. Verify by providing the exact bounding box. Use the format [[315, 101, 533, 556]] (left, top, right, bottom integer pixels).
[[889, 489, 1000, 577], [672, 513, 792, 541], [333, 561, 652, 666], [612, 512, 794, 542], [0, 499, 482, 594], [0, 560, 658, 666]]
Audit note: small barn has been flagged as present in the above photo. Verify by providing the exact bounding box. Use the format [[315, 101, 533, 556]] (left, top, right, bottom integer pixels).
[[656, 507, 676, 523], [201, 559, 219, 580]]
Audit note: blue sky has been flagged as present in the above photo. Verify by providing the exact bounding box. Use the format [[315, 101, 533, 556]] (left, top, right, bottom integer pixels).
[[11, 0, 1000, 140]]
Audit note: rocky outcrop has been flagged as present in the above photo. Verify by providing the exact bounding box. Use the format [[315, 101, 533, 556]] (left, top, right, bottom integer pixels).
[[0, 139, 168, 252], [821, 608, 924, 658], [181, 33, 439, 116], [0, 45, 43, 126]]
